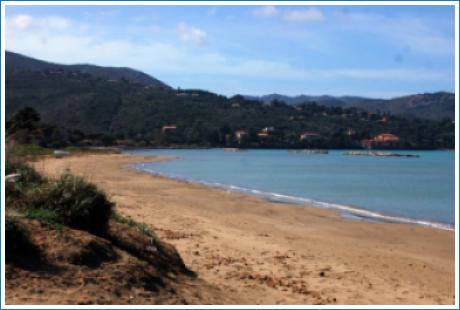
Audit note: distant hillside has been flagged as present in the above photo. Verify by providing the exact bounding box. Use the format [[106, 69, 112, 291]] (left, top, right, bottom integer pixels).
[[5, 53, 454, 149], [6, 51, 170, 89], [247, 92, 454, 121]]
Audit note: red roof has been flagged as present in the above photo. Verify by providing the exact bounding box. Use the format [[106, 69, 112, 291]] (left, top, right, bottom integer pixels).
[[374, 133, 400, 142]]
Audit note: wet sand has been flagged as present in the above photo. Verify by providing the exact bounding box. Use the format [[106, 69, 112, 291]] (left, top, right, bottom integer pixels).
[[32, 154, 456, 305]]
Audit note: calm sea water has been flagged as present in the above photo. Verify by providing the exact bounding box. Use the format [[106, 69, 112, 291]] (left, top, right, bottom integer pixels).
[[125, 149, 455, 230]]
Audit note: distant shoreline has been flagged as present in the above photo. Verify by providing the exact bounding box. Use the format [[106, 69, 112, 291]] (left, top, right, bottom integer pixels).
[[119, 146, 455, 151]]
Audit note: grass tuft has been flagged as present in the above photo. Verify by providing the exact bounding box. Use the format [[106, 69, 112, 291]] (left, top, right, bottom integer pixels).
[[111, 212, 157, 239], [43, 173, 113, 234]]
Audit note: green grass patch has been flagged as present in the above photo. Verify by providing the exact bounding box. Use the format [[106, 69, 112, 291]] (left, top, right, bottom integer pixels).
[[8, 144, 53, 158], [111, 212, 157, 239], [23, 207, 60, 227]]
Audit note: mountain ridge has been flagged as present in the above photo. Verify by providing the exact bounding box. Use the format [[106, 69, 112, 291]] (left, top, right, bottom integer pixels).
[[245, 92, 454, 121], [6, 51, 171, 89], [5, 51, 454, 149]]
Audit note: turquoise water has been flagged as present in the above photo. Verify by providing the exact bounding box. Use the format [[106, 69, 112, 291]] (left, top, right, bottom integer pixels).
[[125, 149, 455, 230]]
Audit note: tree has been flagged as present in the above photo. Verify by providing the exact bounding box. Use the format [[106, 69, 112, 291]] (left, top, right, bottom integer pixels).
[[8, 107, 41, 132]]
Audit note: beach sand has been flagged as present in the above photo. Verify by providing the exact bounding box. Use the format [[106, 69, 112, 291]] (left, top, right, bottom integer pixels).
[[32, 153, 456, 305]]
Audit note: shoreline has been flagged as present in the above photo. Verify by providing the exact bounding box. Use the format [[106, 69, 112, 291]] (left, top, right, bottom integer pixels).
[[130, 159, 454, 231], [32, 153, 455, 305]]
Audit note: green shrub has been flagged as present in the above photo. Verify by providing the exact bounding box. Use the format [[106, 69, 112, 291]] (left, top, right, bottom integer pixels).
[[6, 158, 45, 207], [44, 174, 113, 234], [6, 158, 44, 185]]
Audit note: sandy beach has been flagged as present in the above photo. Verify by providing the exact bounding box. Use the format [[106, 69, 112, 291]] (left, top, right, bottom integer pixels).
[[32, 153, 455, 305]]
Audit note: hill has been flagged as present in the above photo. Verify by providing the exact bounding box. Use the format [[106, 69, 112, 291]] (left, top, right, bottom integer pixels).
[[248, 92, 454, 121], [5, 53, 454, 149], [6, 51, 170, 89]]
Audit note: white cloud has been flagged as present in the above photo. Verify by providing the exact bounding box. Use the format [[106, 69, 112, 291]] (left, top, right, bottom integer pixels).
[[283, 8, 324, 22], [177, 22, 207, 45], [8, 14, 70, 32], [252, 6, 279, 18], [10, 14, 33, 30], [5, 13, 451, 92]]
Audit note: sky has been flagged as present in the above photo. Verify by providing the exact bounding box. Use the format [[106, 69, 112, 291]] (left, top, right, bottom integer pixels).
[[4, 4, 456, 98]]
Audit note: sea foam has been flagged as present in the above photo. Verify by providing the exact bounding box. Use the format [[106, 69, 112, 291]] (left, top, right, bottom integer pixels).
[[132, 163, 455, 231]]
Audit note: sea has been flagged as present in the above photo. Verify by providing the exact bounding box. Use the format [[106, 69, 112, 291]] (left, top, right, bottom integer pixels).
[[124, 149, 455, 230]]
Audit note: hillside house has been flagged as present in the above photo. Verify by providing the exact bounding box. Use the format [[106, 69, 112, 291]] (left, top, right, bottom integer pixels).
[[162, 125, 177, 133], [300, 132, 321, 141], [346, 128, 356, 136], [361, 133, 400, 149], [257, 132, 269, 138], [261, 126, 275, 133], [235, 130, 247, 142]]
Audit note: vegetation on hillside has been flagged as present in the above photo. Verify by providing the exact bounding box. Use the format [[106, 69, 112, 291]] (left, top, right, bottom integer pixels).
[[249, 92, 455, 121], [6, 75, 454, 149], [5, 51, 455, 150]]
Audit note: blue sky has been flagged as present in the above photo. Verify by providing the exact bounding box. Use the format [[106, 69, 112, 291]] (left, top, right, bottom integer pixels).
[[5, 4, 456, 98]]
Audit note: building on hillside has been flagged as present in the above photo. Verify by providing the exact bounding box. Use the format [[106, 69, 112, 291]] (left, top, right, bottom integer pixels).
[[379, 116, 390, 123], [361, 133, 400, 149], [345, 128, 356, 136], [257, 132, 269, 138], [162, 125, 177, 133], [261, 126, 275, 133], [235, 130, 247, 142], [300, 132, 321, 141]]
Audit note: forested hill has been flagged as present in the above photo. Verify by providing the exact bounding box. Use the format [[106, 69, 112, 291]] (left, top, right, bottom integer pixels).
[[247, 92, 455, 121], [6, 51, 170, 89], [5, 53, 454, 149]]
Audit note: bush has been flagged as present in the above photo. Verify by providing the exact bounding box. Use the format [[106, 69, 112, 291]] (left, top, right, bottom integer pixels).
[[43, 174, 113, 234], [5, 155, 113, 235], [6, 159, 44, 185], [5, 159, 44, 205]]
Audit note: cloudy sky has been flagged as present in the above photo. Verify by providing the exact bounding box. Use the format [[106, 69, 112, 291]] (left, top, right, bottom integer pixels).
[[5, 4, 456, 98]]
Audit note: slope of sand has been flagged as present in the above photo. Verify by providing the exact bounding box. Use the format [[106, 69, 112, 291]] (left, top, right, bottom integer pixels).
[[6, 218, 234, 305], [32, 154, 456, 305]]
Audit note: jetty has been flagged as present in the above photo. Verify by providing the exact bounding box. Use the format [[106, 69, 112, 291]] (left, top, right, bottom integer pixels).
[[343, 151, 420, 158], [289, 149, 329, 155]]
